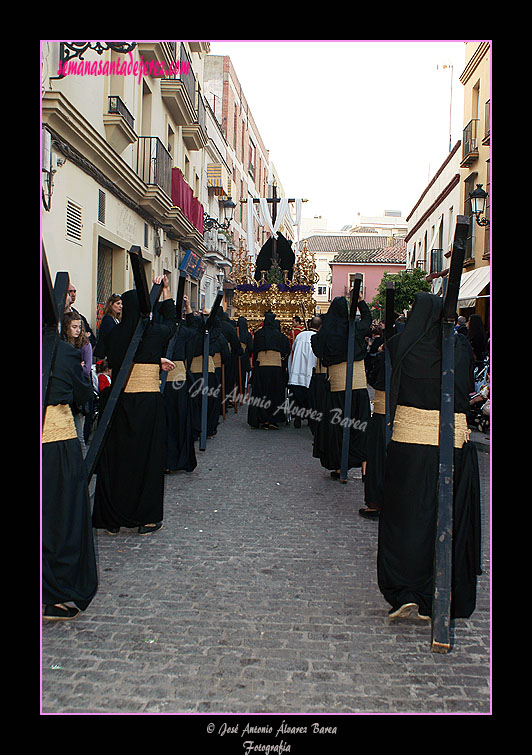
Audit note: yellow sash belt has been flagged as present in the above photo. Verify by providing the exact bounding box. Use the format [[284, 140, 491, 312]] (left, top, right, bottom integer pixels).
[[42, 403, 77, 444], [392, 405, 470, 448], [373, 389, 386, 415], [123, 363, 160, 393], [328, 360, 367, 392], [213, 352, 222, 368], [257, 350, 282, 367], [190, 355, 215, 374], [165, 360, 186, 382], [314, 358, 327, 375]]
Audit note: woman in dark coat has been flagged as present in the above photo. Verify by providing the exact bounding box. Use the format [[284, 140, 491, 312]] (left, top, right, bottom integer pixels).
[[247, 312, 290, 429], [92, 277, 176, 536], [311, 295, 372, 476], [377, 292, 481, 621], [42, 339, 98, 620]]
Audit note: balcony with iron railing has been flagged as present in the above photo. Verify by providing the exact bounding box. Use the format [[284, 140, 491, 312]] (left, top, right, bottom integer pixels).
[[108, 96, 135, 129], [103, 95, 137, 154], [430, 248, 443, 274], [461, 119, 479, 167], [134, 136, 172, 198], [182, 84, 208, 151], [482, 100, 490, 145], [160, 42, 197, 126]]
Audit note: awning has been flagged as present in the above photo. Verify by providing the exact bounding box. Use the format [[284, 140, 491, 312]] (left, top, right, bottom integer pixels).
[[207, 163, 228, 198], [457, 266, 490, 309]]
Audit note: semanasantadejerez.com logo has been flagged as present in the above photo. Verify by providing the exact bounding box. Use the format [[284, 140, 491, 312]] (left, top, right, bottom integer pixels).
[[57, 52, 190, 83]]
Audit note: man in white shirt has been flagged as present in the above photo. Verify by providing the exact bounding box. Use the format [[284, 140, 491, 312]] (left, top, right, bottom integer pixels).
[[287, 316, 322, 428]]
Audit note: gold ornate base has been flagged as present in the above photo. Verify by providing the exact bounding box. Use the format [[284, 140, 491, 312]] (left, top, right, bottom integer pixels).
[[234, 285, 316, 335], [231, 241, 318, 335]]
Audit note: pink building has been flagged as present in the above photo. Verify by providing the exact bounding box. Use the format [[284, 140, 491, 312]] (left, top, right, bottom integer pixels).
[[304, 235, 406, 311], [330, 245, 407, 304]]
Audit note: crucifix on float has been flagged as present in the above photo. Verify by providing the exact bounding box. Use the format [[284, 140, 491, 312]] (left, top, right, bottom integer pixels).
[[242, 185, 307, 281]]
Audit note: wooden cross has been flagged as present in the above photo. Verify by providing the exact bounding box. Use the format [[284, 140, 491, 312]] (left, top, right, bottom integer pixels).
[[241, 186, 308, 262]]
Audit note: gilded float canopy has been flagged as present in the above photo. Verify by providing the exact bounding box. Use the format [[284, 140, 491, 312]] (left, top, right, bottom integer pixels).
[[231, 239, 319, 334]]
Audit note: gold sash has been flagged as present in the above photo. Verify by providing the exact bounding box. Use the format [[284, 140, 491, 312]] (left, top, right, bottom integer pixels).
[[123, 363, 160, 393], [190, 355, 215, 374], [165, 360, 186, 382], [257, 350, 282, 367], [42, 403, 77, 444], [392, 405, 470, 448], [213, 352, 222, 368], [373, 389, 386, 415], [314, 358, 327, 375], [240, 342, 247, 352], [328, 360, 367, 392]]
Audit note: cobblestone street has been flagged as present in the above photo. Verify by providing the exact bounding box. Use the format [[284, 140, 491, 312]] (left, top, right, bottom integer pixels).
[[41, 402, 491, 723]]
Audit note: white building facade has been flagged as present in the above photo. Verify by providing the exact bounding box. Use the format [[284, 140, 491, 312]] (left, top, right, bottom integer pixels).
[[405, 140, 462, 295]]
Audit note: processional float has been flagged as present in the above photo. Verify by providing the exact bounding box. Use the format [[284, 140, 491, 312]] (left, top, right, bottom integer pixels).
[[231, 191, 318, 333]]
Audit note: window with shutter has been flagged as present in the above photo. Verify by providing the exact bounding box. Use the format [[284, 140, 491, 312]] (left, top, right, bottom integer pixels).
[[66, 200, 82, 242], [98, 190, 106, 224]]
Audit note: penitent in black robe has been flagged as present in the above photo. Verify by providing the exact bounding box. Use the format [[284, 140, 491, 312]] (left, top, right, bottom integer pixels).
[[92, 290, 176, 530], [237, 316, 254, 396], [163, 321, 197, 472], [377, 292, 481, 619], [217, 310, 242, 405], [311, 296, 372, 470], [186, 313, 229, 439], [42, 340, 98, 610], [363, 348, 386, 509], [247, 312, 290, 428]]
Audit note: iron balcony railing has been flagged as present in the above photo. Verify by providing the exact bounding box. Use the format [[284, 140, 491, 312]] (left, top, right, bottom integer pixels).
[[169, 42, 196, 108], [134, 136, 172, 197], [196, 85, 206, 137], [462, 119, 479, 161], [108, 95, 135, 129], [430, 248, 443, 274]]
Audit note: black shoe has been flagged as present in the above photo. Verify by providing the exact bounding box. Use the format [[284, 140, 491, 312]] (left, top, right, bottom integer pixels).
[[105, 527, 120, 535], [359, 507, 379, 519], [294, 417, 301, 428], [268, 423, 279, 430], [330, 471, 341, 479], [138, 522, 163, 536], [43, 604, 79, 621]]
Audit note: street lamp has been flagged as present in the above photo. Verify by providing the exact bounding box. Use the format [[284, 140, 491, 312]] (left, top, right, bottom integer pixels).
[[468, 184, 490, 227], [204, 197, 236, 231]]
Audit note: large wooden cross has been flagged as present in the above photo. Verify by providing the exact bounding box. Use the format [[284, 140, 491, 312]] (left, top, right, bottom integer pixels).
[[42, 246, 70, 417], [431, 215, 470, 654], [85, 246, 164, 482], [241, 186, 307, 262]]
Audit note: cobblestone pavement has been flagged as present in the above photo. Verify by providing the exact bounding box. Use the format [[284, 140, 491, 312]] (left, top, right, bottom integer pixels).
[[41, 399, 491, 723]]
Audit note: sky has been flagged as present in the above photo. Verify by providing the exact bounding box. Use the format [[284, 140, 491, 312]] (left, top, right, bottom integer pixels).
[[208, 39, 468, 230]]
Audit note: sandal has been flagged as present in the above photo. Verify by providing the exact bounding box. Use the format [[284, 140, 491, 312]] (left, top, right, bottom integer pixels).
[[43, 603, 79, 621], [388, 603, 431, 621]]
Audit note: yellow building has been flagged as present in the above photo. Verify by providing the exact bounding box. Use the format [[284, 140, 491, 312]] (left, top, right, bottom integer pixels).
[[458, 41, 490, 327]]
